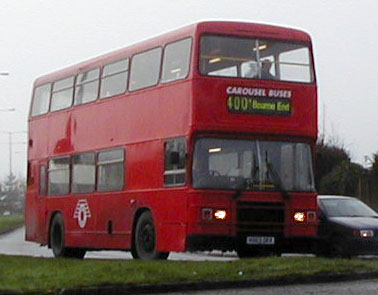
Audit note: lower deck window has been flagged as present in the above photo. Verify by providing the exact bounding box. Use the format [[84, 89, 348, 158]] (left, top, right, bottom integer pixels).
[[48, 157, 70, 195], [72, 153, 95, 193], [97, 148, 124, 191]]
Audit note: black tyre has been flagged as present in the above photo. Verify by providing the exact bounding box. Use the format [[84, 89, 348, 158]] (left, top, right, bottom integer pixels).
[[329, 238, 353, 258], [131, 211, 169, 260], [316, 237, 352, 258], [50, 213, 86, 259]]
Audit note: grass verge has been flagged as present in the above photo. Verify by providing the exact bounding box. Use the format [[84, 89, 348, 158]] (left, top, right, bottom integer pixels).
[[0, 215, 24, 235], [1, 255, 378, 294]]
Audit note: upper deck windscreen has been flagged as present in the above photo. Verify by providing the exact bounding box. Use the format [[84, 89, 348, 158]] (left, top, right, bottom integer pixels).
[[200, 35, 314, 83]]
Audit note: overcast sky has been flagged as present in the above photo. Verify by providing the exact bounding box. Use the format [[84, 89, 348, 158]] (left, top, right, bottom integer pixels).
[[0, 0, 377, 179]]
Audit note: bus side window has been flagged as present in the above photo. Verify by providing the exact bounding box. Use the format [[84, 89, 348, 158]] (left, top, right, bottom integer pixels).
[[161, 38, 192, 83], [164, 138, 187, 186], [30, 83, 51, 117], [27, 161, 34, 187], [72, 153, 96, 194], [50, 76, 74, 112], [48, 157, 70, 196], [75, 68, 100, 105], [97, 148, 125, 192], [40, 165, 47, 196], [100, 58, 129, 99], [129, 47, 162, 91]]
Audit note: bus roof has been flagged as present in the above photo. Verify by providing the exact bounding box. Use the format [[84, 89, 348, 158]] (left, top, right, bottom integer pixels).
[[33, 21, 312, 86]]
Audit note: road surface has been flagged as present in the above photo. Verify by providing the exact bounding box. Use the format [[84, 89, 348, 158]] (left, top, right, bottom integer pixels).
[[0, 227, 237, 261], [151, 279, 378, 295]]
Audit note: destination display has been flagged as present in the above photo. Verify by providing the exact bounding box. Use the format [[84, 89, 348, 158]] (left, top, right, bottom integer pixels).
[[226, 86, 292, 116]]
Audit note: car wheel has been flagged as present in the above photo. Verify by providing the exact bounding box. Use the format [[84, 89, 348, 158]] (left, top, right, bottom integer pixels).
[[331, 238, 352, 258], [319, 236, 352, 258]]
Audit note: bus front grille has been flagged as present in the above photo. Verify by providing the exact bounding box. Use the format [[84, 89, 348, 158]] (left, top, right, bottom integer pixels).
[[237, 201, 285, 235]]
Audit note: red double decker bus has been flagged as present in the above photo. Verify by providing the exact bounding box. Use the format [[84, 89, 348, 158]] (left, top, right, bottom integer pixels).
[[26, 21, 317, 259]]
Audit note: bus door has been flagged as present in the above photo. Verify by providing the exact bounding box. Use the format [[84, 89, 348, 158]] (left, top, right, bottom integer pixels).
[[25, 161, 48, 243], [94, 148, 129, 247], [36, 163, 48, 241]]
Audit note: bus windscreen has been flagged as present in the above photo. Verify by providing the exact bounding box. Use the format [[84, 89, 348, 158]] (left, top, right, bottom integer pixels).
[[192, 138, 315, 192]]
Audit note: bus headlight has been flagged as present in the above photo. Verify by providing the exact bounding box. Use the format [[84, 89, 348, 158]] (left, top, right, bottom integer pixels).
[[294, 211, 305, 223], [214, 209, 227, 220], [202, 208, 228, 221]]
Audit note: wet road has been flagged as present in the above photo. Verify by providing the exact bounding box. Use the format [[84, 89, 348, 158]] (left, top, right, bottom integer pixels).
[[152, 279, 378, 295], [0, 227, 237, 261]]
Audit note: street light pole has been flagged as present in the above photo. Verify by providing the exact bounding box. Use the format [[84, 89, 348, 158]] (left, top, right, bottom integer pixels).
[[8, 132, 12, 177], [2, 131, 26, 178], [0, 72, 17, 180]]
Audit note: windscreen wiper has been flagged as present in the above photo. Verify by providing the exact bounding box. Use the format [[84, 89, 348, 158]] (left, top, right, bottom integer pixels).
[[266, 161, 290, 200], [233, 152, 259, 200], [233, 178, 248, 200]]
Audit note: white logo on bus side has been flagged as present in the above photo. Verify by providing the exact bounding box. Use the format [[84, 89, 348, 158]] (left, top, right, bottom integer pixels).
[[73, 199, 91, 228]]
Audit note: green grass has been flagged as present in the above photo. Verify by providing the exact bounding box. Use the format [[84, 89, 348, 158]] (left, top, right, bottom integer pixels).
[[0, 215, 24, 234], [1, 255, 378, 294]]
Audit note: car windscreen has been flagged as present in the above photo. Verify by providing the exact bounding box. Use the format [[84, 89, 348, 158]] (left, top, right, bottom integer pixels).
[[320, 198, 378, 217]]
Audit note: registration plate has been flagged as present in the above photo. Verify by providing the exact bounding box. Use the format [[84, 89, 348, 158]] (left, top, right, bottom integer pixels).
[[246, 236, 275, 245]]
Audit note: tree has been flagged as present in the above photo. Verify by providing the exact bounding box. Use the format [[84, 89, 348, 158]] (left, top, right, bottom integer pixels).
[[371, 153, 378, 181], [318, 160, 365, 196], [369, 152, 378, 197], [0, 175, 25, 215], [315, 140, 349, 190]]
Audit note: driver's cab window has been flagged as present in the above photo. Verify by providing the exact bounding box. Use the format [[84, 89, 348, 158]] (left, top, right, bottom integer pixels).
[[164, 138, 187, 186]]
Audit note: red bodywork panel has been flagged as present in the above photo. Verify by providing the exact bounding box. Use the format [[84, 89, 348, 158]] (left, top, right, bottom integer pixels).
[[25, 21, 317, 253]]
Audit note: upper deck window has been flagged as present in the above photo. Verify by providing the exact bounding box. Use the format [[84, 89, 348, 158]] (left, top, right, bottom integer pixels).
[[31, 83, 51, 117], [129, 47, 162, 91], [161, 38, 192, 83], [75, 68, 100, 105], [100, 58, 129, 99], [50, 76, 74, 112], [200, 35, 314, 83]]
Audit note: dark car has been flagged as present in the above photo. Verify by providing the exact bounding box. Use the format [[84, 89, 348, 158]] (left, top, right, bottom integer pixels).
[[317, 195, 378, 257]]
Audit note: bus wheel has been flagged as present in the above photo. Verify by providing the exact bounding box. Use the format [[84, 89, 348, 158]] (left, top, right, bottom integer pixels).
[[132, 211, 169, 260], [50, 213, 86, 259]]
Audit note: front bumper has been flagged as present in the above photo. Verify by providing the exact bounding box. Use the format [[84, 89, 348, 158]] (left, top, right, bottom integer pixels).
[[186, 234, 316, 253], [344, 237, 378, 255]]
